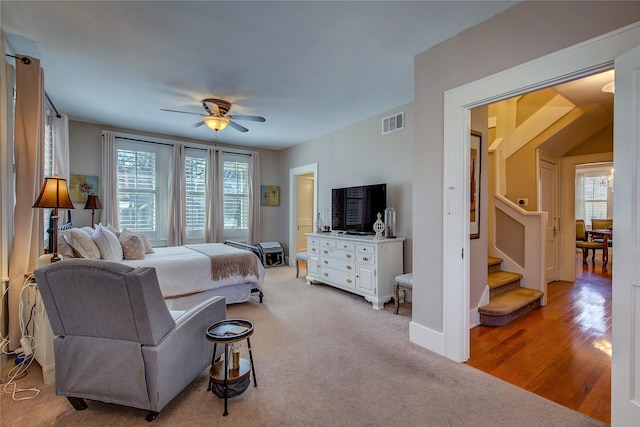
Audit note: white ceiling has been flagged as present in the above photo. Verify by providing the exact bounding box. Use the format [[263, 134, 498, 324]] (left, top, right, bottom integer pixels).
[[1, 1, 519, 150]]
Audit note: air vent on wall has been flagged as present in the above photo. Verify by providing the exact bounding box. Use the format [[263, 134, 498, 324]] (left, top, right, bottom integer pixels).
[[382, 111, 404, 135]]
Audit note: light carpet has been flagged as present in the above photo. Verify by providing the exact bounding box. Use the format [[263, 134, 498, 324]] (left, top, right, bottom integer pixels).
[[1, 266, 606, 426]]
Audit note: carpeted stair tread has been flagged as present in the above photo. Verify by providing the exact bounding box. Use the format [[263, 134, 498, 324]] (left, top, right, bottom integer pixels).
[[478, 287, 544, 316], [488, 271, 523, 289]]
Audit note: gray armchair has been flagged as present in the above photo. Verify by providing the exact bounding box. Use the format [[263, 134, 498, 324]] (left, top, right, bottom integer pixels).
[[34, 259, 226, 422]]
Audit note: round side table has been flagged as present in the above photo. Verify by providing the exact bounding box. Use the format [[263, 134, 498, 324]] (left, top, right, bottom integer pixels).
[[206, 319, 257, 416]]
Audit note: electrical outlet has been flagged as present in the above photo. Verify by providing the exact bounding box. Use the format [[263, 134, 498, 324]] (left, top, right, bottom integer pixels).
[[20, 337, 32, 356]]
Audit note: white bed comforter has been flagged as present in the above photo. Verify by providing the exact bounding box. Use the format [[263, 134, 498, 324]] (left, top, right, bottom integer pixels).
[[120, 244, 265, 299]]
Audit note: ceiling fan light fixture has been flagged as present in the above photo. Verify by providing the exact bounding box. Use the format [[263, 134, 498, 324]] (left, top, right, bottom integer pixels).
[[203, 115, 229, 131], [602, 82, 615, 94]]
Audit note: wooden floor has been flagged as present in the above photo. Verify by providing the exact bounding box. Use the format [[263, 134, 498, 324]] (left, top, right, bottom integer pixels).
[[467, 252, 612, 424]]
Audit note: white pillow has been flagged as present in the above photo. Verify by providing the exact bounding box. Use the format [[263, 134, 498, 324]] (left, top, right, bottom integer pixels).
[[57, 233, 78, 258], [60, 228, 100, 259], [119, 233, 146, 260], [92, 225, 123, 261]]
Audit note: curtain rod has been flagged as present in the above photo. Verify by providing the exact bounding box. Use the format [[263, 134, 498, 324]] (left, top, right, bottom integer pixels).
[[5, 53, 62, 118], [115, 135, 252, 156]]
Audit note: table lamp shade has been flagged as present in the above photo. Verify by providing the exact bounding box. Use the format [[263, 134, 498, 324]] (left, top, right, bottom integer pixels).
[[84, 195, 103, 210], [33, 176, 75, 209], [33, 176, 75, 263]]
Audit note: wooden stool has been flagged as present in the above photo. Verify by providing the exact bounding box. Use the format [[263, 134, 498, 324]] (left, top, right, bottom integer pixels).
[[296, 252, 309, 278], [394, 273, 413, 314]]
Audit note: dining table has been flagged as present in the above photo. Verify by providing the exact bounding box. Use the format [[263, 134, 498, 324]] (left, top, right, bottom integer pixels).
[[587, 228, 612, 269]]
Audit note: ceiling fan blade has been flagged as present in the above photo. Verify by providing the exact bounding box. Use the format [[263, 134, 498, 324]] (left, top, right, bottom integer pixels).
[[191, 121, 205, 128], [227, 120, 249, 133], [204, 101, 220, 115], [229, 114, 266, 122], [160, 108, 204, 117]]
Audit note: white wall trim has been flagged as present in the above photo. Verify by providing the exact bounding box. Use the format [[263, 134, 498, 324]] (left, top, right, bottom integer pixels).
[[409, 321, 444, 355], [288, 163, 318, 265], [423, 23, 640, 363]]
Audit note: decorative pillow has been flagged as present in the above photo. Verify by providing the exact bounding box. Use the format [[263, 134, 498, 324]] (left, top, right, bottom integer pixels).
[[120, 229, 154, 254], [119, 233, 146, 260], [92, 225, 123, 261], [60, 228, 100, 259], [95, 223, 121, 237], [57, 233, 77, 258]]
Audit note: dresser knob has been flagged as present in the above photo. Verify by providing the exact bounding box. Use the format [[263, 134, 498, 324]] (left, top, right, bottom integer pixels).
[[324, 250, 328, 254], [347, 279, 352, 284], [324, 260, 328, 264], [347, 265, 352, 270], [346, 254, 352, 259], [324, 272, 329, 277], [362, 256, 369, 262]]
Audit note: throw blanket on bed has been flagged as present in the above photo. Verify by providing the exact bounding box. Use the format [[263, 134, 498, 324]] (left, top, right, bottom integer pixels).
[[185, 244, 260, 281]]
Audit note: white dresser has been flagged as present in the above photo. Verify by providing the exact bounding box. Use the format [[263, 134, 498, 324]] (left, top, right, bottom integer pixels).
[[305, 233, 404, 309]]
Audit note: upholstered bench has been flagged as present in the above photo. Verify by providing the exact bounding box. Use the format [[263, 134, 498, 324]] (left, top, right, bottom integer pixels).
[[296, 252, 309, 278], [394, 273, 413, 314]]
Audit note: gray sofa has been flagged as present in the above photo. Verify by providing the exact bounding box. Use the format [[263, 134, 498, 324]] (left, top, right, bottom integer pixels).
[[34, 259, 226, 421]]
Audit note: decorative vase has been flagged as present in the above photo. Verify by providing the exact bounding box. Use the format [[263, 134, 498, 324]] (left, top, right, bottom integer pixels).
[[373, 212, 385, 239], [384, 207, 396, 238]]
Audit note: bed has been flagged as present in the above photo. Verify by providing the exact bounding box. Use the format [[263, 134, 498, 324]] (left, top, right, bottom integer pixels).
[[56, 225, 265, 310], [120, 243, 265, 310]]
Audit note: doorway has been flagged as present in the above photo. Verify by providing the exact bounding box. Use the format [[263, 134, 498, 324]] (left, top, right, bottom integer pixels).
[[288, 163, 318, 265]]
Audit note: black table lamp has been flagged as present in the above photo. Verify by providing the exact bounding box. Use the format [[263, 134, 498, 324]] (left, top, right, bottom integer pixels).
[[33, 175, 75, 262], [84, 194, 103, 225]]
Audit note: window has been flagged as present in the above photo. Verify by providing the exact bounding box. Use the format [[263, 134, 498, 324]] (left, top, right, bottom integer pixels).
[[109, 133, 256, 246], [575, 163, 613, 229], [185, 148, 207, 240], [116, 140, 171, 244], [223, 153, 250, 241]]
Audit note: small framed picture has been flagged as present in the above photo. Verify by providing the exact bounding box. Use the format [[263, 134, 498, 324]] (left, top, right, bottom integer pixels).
[[470, 131, 481, 239], [261, 185, 280, 206]]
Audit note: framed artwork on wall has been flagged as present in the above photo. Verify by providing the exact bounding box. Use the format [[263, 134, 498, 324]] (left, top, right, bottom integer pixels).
[[470, 131, 482, 239], [70, 174, 99, 204], [261, 185, 280, 206]]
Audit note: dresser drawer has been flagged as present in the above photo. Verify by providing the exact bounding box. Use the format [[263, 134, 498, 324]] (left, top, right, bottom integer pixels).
[[320, 239, 337, 249], [357, 244, 376, 255], [321, 257, 355, 273], [322, 247, 356, 261], [307, 237, 320, 246], [335, 241, 355, 251], [358, 253, 376, 265], [320, 267, 356, 290], [308, 245, 320, 255]]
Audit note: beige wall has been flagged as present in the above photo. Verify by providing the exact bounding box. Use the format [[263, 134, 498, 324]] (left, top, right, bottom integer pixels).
[[565, 124, 614, 156], [413, 1, 639, 331], [67, 120, 282, 242], [277, 103, 414, 272]]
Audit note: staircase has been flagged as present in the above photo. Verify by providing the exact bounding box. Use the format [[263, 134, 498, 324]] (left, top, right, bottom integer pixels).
[[478, 257, 544, 326]]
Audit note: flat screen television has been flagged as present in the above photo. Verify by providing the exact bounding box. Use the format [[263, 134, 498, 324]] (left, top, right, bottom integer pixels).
[[331, 183, 386, 235]]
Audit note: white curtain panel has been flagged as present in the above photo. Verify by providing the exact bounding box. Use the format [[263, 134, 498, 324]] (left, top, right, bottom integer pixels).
[[52, 113, 70, 180], [1, 57, 16, 306], [168, 144, 186, 246], [205, 149, 224, 242], [101, 131, 119, 229], [8, 56, 45, 350], [248, 152, 261, 245]]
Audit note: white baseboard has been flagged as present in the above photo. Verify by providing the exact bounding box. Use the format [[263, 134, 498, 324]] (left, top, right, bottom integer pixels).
[[409, 321, 444, 356]]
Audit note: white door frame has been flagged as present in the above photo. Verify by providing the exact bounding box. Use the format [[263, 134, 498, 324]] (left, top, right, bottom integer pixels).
[[289, 163, 318, 265], [440, 24, 640, 364]]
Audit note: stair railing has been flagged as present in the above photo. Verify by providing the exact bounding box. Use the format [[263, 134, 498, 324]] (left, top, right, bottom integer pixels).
[[490, 194, 547, 306]]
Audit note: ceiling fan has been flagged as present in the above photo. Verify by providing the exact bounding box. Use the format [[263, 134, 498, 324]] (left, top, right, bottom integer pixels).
[[161, 98, 265, 133]]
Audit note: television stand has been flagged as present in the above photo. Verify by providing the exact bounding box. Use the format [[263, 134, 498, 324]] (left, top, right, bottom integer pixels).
[[304, 233, 404, 309]]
